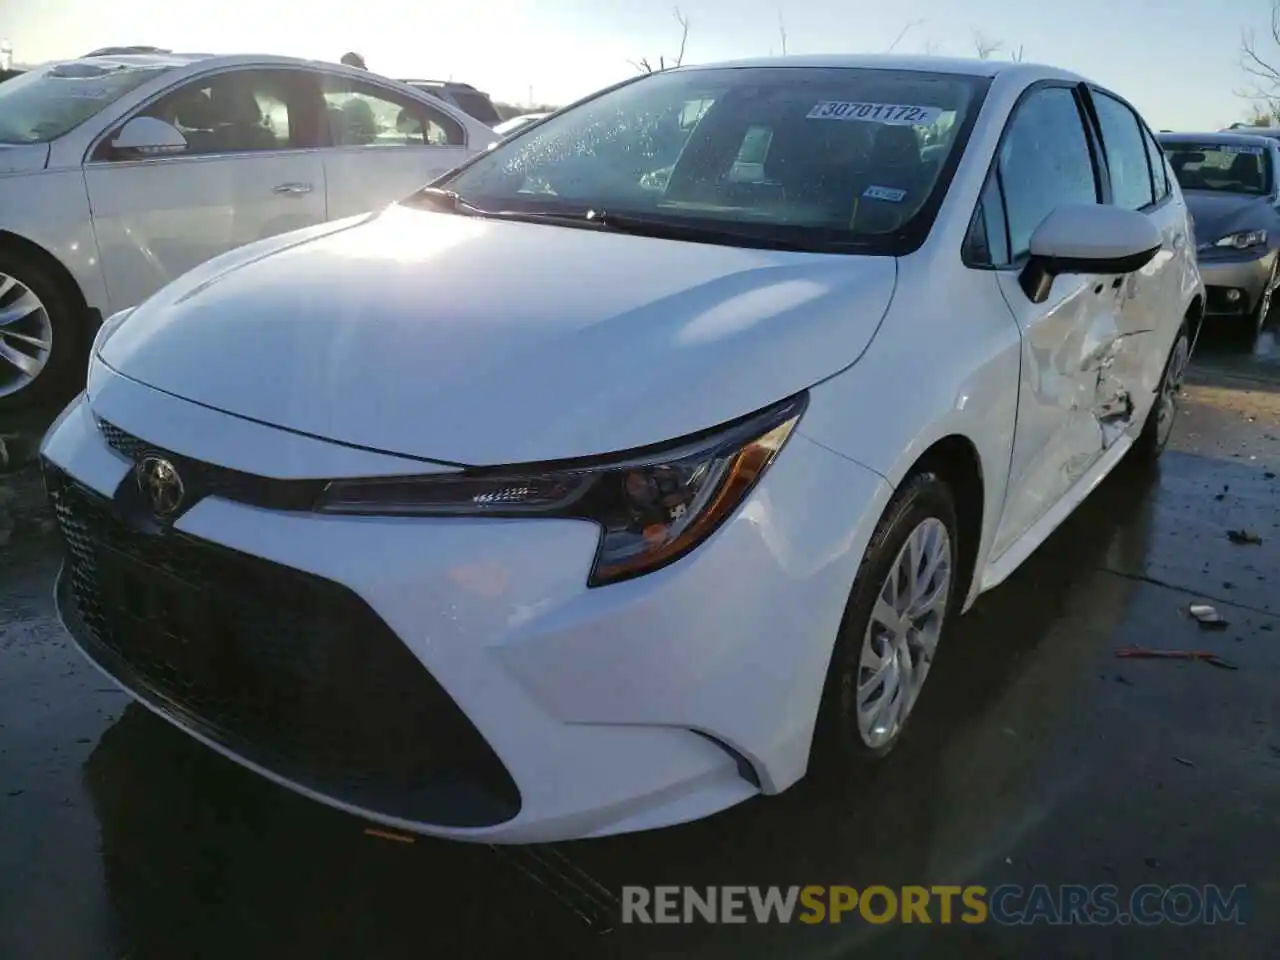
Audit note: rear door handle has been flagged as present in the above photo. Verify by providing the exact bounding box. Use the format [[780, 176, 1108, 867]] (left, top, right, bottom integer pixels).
[[1172, 233, 1186, 251], [273, 182, 312, 196]]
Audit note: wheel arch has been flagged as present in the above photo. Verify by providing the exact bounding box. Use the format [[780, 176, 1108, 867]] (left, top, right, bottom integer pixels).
[[901, 434, 986, 610], [0, 229, 96, 324]]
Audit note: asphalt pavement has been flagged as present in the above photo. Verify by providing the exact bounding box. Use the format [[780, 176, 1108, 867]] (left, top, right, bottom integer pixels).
[[1, 336, 1278, 959]]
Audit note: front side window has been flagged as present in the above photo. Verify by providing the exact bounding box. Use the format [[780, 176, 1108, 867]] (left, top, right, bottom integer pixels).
[[1160, 140, 1273, 195], [0, 60, 172, 144], [322, 76, 464, 147], [1092, 91, 1156, 211], [997, 86, 1099, 259], [119, 69, 307, 157], [440, 66, 986, 252]]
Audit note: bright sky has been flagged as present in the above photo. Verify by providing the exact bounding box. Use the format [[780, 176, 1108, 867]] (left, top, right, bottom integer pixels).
[[0, 0, 1274, 127]]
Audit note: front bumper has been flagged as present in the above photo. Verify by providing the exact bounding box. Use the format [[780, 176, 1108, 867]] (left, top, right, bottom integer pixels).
[[1197, 246, 1277, 315], [41, 368, 889, 843]]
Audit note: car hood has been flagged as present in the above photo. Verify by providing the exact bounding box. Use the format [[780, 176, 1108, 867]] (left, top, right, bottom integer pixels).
[[1184, 190, 1276, 246], [99, 204, 897, 466], [0, 143, 50, 173]]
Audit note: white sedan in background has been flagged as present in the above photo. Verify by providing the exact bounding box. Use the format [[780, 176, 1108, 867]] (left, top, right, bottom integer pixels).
[[493, 112, 549, 137], [0, 52, 494, 409], [44, 55, 1201, 843]]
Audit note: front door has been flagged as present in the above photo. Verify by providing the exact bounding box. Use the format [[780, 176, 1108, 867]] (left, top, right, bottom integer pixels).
[[316, 73, 472, 221], [985, 84, 1125, 560], [84, 67, 327, 312]]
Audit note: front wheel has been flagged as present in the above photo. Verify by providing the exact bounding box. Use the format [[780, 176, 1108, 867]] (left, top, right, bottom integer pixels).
[[1131, 324, 1190, 462], [0, 250, 84, 412], [813, 472, 960, 770], [1253, 256, 1279, 339]]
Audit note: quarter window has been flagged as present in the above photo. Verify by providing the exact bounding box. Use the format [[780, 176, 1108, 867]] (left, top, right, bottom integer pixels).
[[1092, 91, 1156, 211], [997, 86, 1100, 259], [320, 76, 464, 147]]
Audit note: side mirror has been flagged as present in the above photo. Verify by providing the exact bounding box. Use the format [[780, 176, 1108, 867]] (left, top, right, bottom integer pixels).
[[110, 116, 188, 157], [1020, 204, 1162, 304]]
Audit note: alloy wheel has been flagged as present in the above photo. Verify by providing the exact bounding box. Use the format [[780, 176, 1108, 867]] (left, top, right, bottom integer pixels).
[[856, 517, 953, 750], [0, 273, 53, 399], [1258, 259, 1279, 336], [1153, 333, 1190, 451]]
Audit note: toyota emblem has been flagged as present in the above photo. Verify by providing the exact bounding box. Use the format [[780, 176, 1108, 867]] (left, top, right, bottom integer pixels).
[[137, 456, 185, 516]]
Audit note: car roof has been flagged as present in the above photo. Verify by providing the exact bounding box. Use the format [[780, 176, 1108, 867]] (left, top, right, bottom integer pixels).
[[45, 51, 404, 80], [1158, 131, 1277, 147], [401, 79, 484, 91], [674, 53, 1087, 83]]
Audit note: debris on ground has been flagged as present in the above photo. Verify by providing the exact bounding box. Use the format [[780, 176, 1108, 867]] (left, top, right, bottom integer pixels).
[[1227, 528, 1264, 545], [1189, 603, 1229, 628], [363, 827, 416, 844], [1116, 646, 1237, 670], [1172, 756, 1195, 768]]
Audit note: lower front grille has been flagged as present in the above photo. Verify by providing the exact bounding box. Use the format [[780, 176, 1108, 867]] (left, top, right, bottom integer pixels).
[[45, 462, 520, 828]]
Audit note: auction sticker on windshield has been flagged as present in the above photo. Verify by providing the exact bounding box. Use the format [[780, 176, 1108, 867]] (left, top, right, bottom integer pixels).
[[806, 102, 941, 125]]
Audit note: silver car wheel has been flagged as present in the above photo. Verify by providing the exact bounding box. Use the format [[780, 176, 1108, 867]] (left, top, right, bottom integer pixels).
[[856, 517, 953, 750], [1154, 332, 1190, 451], [0, 273, 53, 399], [1257, 258, 1279, 335]]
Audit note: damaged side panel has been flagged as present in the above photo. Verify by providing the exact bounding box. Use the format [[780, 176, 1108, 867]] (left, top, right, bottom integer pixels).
[[988, 268, 1140, 559]]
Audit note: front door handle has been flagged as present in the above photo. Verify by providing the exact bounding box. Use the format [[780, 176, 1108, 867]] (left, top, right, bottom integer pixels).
[[273, 182, 312, 196], [1172, 232, 1186, 251]]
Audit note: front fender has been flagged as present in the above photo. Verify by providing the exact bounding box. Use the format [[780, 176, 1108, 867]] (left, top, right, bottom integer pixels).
[[797, 256, 1022, 610]]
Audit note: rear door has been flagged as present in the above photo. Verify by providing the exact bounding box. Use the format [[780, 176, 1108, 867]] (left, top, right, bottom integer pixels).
[[85, 67, 327, 312], [316, 73, 472, 220], [981, 83, 1124, 559], [1085, 88, 1188, 416]]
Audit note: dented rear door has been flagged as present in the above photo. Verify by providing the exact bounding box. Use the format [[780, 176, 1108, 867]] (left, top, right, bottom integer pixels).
[[1085, 88, 1187, 434]]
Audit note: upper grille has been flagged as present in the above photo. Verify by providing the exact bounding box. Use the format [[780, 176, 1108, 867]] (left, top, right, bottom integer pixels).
[[46, 461, 521, 827], [97, 417, 326, 513]]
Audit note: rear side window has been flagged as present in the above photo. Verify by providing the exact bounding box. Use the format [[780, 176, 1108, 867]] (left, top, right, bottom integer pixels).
[[1140, 123, 1170, 201], [996, 86, 1099, 259], [1092, 91, 1156, 211]]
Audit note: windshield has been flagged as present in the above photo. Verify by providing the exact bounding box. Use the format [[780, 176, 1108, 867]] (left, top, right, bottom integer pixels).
[[1161, 141, 1273, 195], [0, 60, 172, 144], [439, 66, 985, 252]]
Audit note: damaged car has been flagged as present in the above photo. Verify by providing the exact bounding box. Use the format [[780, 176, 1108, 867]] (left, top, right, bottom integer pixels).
[[42, 56, 1202, 844], [1158, 131, 1280, 339]]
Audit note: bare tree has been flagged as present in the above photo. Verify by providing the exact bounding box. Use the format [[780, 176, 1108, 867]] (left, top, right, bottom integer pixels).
[[778, 10, 788, 56], [973, 31, 1003, 60], [1239, 1, 1280, 114], [1010, 44, 1025, 62], [629, 6, 691, 73], [887, 19, 925, 53], [923, 37, 944, 57]]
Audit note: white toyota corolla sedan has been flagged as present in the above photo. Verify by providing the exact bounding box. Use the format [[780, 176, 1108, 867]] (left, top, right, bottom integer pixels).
[[41, 55, 1203, 844]]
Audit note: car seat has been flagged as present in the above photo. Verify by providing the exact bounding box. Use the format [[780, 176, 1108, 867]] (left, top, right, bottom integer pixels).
[[852, 125, 927, 233]]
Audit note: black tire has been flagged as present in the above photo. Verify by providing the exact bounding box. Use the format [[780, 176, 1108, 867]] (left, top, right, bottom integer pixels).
[[0, 247, 86, 413], [1131, 322, 1191, 463], [811, 471, 961, 775]]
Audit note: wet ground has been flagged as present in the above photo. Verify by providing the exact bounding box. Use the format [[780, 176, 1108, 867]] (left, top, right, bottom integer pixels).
[[2, 334, 1279, 959]]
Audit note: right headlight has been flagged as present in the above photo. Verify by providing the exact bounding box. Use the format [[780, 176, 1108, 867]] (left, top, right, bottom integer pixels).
[[316, 393, 807, 586], [92, 306, 136, 355]]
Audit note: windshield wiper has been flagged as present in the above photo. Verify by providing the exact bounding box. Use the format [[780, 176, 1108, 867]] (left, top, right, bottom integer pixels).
[[409, 187, 490, 215], [507, 208, 854, 252]]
